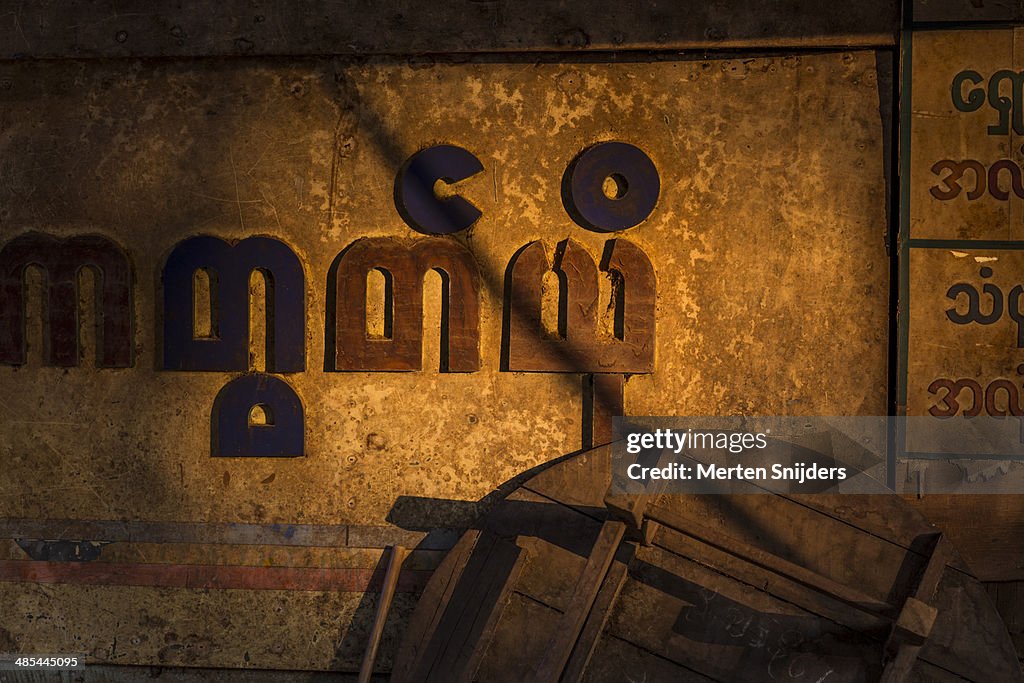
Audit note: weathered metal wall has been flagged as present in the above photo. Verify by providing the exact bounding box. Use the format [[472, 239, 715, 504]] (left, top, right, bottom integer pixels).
[[0, 2, 896, 675]]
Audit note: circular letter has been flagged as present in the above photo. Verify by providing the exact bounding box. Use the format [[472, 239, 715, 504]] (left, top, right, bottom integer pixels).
[[563, 142, 660, 232]]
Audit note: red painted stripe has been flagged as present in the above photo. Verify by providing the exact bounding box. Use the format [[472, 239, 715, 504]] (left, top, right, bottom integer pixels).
[[0, 560, 431, 592]]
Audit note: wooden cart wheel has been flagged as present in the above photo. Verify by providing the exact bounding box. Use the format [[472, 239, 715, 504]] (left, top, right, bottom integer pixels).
[[392, 444, 1021, 682]]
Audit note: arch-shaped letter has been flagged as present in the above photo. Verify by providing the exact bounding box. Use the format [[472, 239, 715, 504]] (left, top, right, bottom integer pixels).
[[395, 145, 484, 235], [163, 236, 304, 372], [505, 238, 655, 373], [0, 232, 133, 367], [211, 373, 304, 457], [330, 237, 480, 372], [562, 142, 660, 232]]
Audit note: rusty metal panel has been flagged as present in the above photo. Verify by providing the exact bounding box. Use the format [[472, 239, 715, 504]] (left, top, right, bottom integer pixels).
[[0, 52, 889, 670], [0, 1, 899, 60]]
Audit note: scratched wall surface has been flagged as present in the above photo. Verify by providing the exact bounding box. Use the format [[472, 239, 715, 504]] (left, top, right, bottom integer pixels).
[[0, 53, 890, 670]]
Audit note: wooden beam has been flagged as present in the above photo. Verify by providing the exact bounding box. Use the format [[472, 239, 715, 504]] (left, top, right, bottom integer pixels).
[[391, 530, 482, 682], [653, 525, 890, 634], [561, 558, 630, 683], [532, 520, 626, 680], [646, 504, 893, 616], [358, 545, 408, 683], [402, 532, 526, 682]]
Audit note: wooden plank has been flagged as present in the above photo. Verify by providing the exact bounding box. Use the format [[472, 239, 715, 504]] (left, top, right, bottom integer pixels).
[[880, 603, 937, 683], [0, 518, 351, 546], [17, 541, 445, 573], [409, 532, 526, 682], [347, 526, 461, 551], [881, 599, 939, 682], [917, 566, 1023, 681], [644, 494, 951, 604], [615, 477, 965, 580], [985, 580, 1024, 655], [648, 503, 896, 615], [604, 445, 672, 532], [892, 597, 939, 647], [473, 591, 567, 682], [879, 640, 922, 680], [788, 495, 971, 572], [913, 534, 949, 602], [433, 536, 525, 682], [474, 589, 716, 683], [561, 558, 630, 683], [610, 468, 966, 587], [581, 633, 718, 683], [358, 545, 408, 683], [666, 490, 972, 577], [512, 536, 590, 614], [610, 544, 881, 681], [906, 495, 1024, 580], [652, 523, 891, 635], [484, 488, 605, 559], [532, 520, 625, 680], [0, 1, 899, 61], [906, 660, 972, 682], [0, 518, 460, 550], [391, 530, 482, 682]]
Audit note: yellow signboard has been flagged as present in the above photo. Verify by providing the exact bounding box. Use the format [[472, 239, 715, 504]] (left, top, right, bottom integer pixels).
[[902, 27, 1024, 457]]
